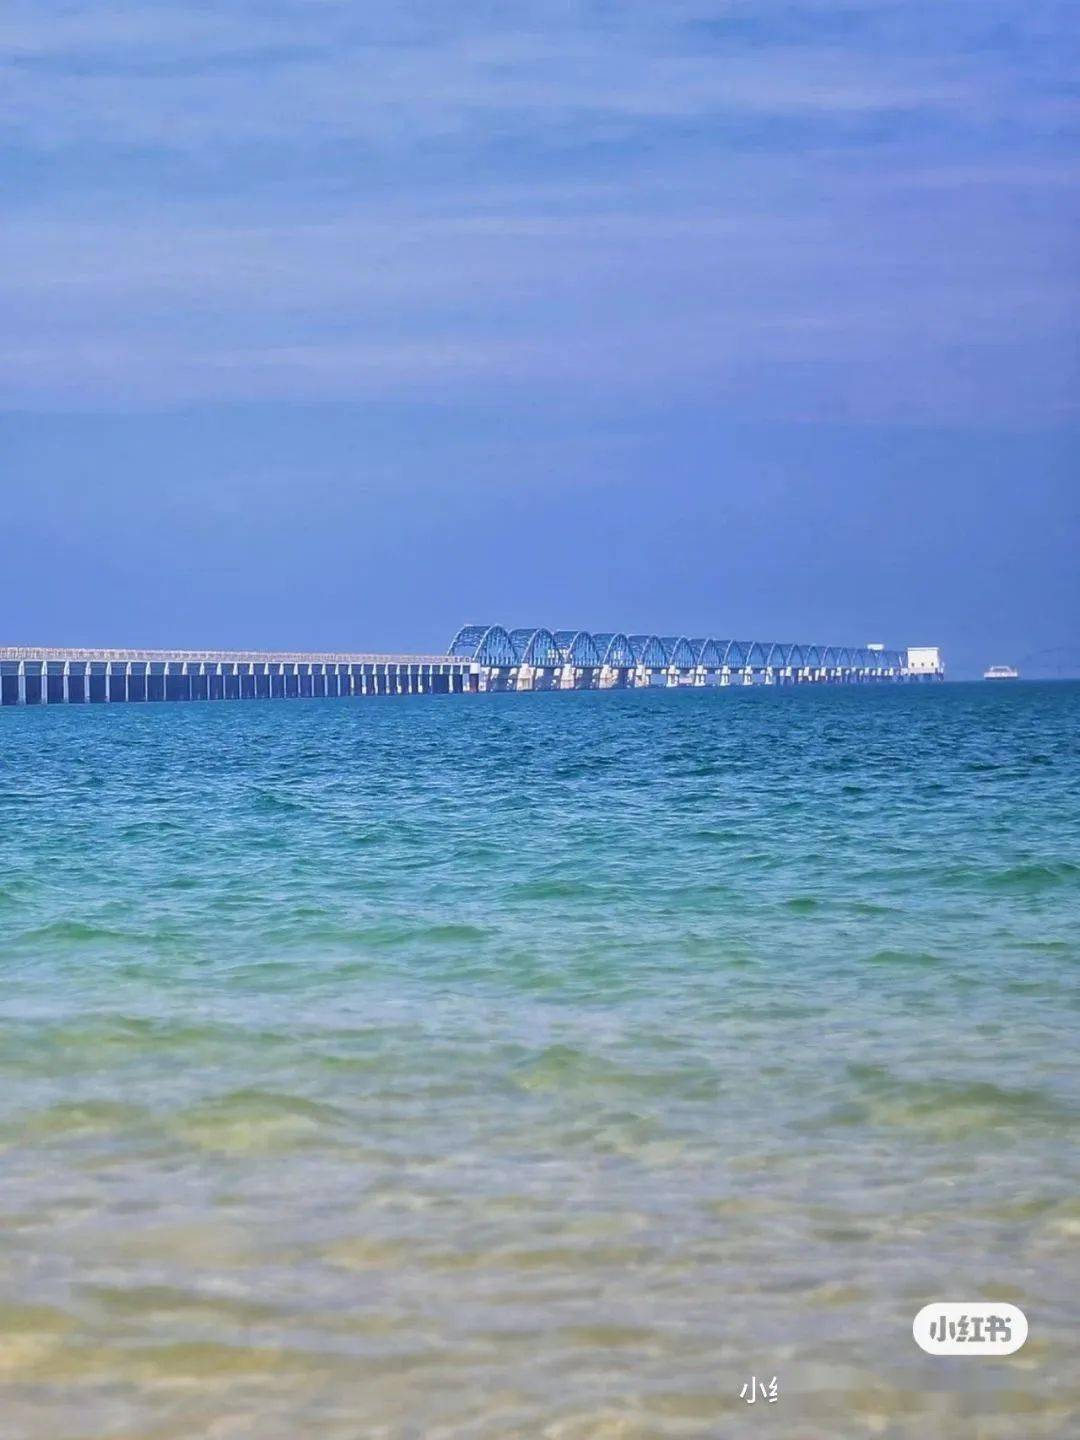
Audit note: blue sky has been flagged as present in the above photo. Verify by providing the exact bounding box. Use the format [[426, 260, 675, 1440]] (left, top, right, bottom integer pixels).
[[3, 0, 1078, 673]]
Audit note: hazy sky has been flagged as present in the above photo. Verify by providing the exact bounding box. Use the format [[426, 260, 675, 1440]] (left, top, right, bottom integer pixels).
[[4, 1, 1078, 674]]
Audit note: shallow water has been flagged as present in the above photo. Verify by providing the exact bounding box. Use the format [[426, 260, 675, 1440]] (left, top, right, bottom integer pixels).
[[1, 683, 1077, 1438]]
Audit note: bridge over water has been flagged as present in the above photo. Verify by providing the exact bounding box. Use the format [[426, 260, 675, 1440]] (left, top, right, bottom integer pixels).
[[0, 630, 941, 707], [449, 626, 937, 689]]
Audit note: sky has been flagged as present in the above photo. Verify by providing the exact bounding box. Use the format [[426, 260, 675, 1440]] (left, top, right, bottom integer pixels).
[[3, 1, 1078, 675]]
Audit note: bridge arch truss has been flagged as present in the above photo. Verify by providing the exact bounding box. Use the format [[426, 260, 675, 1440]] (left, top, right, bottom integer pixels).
[[449, 626, 918, 686]]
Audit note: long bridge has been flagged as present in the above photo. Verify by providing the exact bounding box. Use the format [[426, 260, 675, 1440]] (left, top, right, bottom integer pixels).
[[0, 630, 942, 706]]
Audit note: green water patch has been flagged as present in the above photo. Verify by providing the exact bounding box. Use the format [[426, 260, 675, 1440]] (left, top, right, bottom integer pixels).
[[506, 878, 598, 902], [0, 1015, 244, 1075], [863, 948, 942, 969], [3, 1099, 151, 1142], [9, 919, 137, 948], [171, 1088, 349, 1154], [985, 860, 1079, 892], [837, 1063, 1074, 1138], [933, 860, 1080, 894], [81, 1283, 282, 1327], [510, 1042, 721, 1105]]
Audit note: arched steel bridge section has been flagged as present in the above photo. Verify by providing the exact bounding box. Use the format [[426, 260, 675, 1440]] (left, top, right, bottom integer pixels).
[[448, 626, 911, 688]]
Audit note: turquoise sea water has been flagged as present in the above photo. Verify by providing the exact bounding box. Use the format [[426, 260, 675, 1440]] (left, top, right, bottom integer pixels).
[[1, 683, 1077, 1438]]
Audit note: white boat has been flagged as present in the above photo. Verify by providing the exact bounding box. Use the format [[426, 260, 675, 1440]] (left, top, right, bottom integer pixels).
[[983, 665, 1019, 680]]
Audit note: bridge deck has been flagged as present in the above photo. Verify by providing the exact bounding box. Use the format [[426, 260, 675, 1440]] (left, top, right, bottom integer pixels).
[[0, 647, 458, 665]]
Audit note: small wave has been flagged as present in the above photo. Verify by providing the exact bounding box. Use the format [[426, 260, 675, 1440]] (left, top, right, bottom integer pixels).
[[82, 1283, 279, 1325], [986, 861, 1079, 893], [933, 860, 1079, 894], [11, 1099, 149, 1139], [251, 790, 306, 813], [864, 948, 940, 968], [841, 1064, 1072, 1136], [15, 919, 133, 945], [173, 1088, 347, 1154], [509, 879, 594, 901]]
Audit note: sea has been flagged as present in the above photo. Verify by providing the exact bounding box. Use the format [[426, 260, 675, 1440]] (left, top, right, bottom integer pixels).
[[1, 682, 1077, 1439]]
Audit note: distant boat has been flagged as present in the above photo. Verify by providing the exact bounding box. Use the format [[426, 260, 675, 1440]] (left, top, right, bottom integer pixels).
[[983, 665, 1019, 680]]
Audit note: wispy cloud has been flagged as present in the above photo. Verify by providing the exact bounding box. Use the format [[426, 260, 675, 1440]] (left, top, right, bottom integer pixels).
[[3, 0, 1077, 419]]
